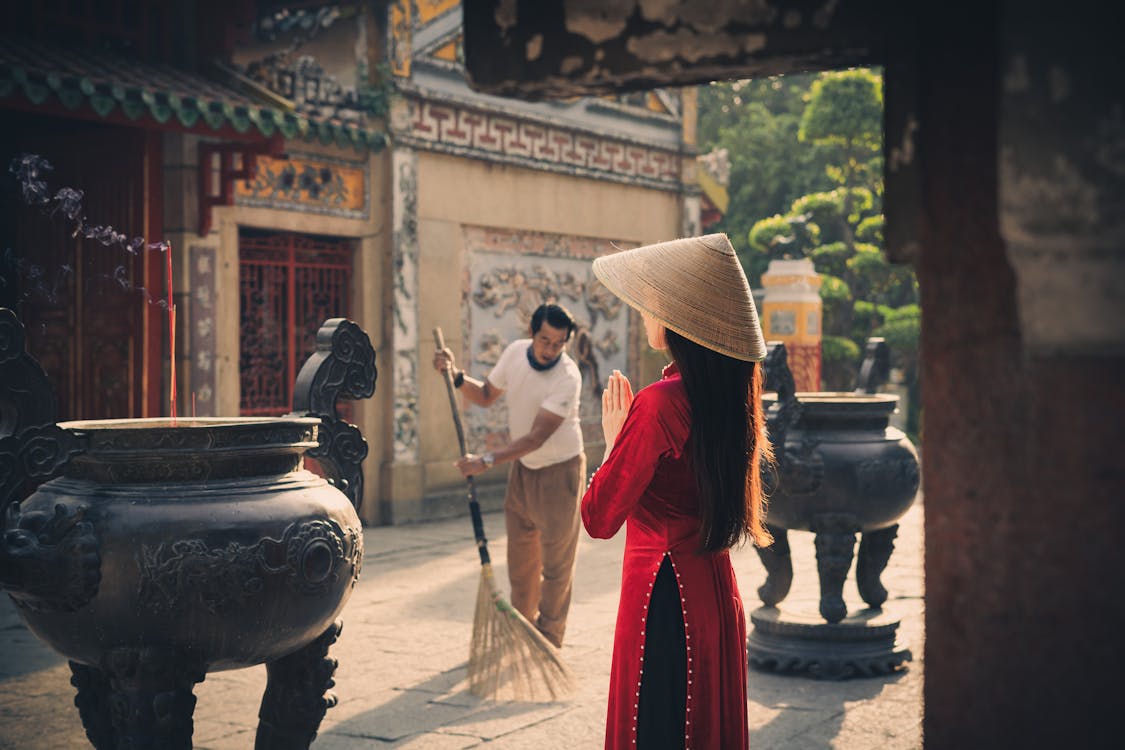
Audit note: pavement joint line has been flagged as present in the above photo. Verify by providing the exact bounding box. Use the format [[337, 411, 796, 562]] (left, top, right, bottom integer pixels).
[[434, 729, 491, 737], [451, 705, 581, 741], [365, 541, 477, 561], [329, 730, 409, 741]]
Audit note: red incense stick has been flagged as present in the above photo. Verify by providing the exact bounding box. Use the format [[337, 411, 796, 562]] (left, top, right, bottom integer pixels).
[[166, 244, 177, 425]]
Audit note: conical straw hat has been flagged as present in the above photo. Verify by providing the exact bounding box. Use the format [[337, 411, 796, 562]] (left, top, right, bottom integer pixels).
[[592, 233, 766, 362]]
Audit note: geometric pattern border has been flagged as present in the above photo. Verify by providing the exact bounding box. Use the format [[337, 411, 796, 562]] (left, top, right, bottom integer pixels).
[[398, 95, 683, 192]]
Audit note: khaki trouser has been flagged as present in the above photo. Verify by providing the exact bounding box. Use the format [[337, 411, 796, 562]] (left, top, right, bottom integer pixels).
[[504, 452, 585, 648]]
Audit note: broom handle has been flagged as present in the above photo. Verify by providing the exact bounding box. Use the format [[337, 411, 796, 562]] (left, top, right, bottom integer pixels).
[[433, 327, 491, 566]]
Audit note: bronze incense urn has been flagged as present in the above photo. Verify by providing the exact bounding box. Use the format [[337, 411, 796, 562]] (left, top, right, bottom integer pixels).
[[0, 310, 375, 749], [749, 340, 919, 679]]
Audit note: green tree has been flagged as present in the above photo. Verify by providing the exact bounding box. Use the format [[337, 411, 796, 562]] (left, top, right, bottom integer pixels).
[[799, 68, 884, 250], [697, 74, 832, 281], [721, 68, 921, 435]]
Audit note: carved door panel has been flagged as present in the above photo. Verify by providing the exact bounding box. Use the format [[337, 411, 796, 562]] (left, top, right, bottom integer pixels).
[[239, 229, 353, 416], [1, 116, 157, 422], [75, 133, 146, 420]]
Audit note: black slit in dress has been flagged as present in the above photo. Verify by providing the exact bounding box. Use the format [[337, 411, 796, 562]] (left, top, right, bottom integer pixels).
[[636, 555, 687, 749]]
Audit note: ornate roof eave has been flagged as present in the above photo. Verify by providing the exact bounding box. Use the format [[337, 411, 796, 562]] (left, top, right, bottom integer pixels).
[[697, 166, 729, 214], [0, 43, 387, 153]]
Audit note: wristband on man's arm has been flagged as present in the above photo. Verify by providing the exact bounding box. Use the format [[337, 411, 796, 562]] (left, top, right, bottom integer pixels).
[[453, 370, 465, 388]]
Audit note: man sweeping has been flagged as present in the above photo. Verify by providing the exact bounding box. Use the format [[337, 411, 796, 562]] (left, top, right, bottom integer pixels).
[[433, 303, 584, 649]]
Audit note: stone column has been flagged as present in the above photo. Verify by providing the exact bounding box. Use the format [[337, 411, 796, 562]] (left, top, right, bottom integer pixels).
[[380, 144, 423, 522]]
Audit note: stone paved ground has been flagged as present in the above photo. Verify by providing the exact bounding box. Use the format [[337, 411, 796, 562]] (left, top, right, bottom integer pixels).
[[0, 500, 922, 749]]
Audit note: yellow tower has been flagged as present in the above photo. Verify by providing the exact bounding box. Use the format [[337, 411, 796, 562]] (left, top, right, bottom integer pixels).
[[760, 258, 823, 391]]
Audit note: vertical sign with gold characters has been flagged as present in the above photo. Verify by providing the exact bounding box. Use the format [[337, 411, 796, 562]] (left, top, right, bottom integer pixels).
[[761, 258, 823, 391]]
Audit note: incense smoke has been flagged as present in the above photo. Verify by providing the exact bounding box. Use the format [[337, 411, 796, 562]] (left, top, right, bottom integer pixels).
[[5, 154, 171, 308]]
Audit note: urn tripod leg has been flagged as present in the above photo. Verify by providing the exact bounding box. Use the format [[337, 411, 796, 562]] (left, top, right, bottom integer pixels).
[[812, 513, 858, 624], [69, 661, 115, 750], [255, 619, 343, 750], [101, 647, 205, 750], [856, 524, 899, 608], [755, 524, 793, 606]]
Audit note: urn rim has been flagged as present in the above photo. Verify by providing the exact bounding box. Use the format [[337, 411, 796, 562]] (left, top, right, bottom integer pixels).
[[58, 416, 322, 430], [58, 416, 324, 483]]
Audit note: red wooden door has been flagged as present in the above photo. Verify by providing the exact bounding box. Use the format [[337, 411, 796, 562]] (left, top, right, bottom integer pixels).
[[238, 229, 353, 416], [2, 115, 160, 421]]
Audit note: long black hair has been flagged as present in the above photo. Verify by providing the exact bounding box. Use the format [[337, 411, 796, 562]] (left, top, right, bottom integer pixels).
[[665, 329, 772, 552]]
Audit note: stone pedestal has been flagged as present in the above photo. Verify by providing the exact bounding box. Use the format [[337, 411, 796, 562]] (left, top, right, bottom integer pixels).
[[747, 606, 911, 680]]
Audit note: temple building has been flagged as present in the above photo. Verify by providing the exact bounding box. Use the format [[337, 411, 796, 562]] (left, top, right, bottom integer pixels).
[[0, 1, 701, 525]]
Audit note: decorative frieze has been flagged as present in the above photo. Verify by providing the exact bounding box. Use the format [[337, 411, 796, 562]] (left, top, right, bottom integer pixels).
[[398, 96, 684, 191]]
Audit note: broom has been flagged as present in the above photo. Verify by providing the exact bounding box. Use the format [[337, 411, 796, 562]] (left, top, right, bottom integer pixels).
[[432, 327, 573, 702]]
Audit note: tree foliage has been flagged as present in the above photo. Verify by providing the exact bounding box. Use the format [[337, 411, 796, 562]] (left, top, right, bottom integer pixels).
[[800, 69, 885, 204], [697, 74, 832, 281], [697, 68, 921, 436]]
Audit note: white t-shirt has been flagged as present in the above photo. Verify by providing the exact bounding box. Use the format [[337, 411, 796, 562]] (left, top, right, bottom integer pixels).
[[487, 338, 584, 470]]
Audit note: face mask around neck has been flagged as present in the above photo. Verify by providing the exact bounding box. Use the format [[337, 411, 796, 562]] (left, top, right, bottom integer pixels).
[[527, 343, 561, 372]]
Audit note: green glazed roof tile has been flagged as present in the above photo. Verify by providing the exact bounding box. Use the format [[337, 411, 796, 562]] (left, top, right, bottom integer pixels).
[[228, 104, 251, 133], [121, 95, 146, 120], [174, 105, 200, 128], [22, 80, 50, 105], [89, 93, 116, 116], [57, 85, 83, 110], [149, 101, 172, 123], [202, 107, 226, 130], [0, 36, 386, 152]]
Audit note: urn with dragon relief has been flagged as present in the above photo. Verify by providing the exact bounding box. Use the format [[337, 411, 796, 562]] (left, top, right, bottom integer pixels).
[[16, 416, 364, 671], [749, 340, 920, 680], [0, 312, 376, 749]]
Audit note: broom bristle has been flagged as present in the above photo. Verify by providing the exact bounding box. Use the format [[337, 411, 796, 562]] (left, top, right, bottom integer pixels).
[[468, 565, 574, 702]]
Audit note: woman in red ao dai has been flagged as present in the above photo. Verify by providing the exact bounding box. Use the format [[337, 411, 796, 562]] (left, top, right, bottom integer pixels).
[[582, 234, 773, 750]]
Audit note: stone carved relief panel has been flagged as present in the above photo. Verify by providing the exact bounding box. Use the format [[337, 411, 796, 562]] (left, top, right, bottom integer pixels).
[[461, 227, 634, 452], [392, 149, 420, 461]]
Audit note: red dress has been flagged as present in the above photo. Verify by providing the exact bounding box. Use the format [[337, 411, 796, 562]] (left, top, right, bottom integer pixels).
[[582, 366, 749, 750]]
